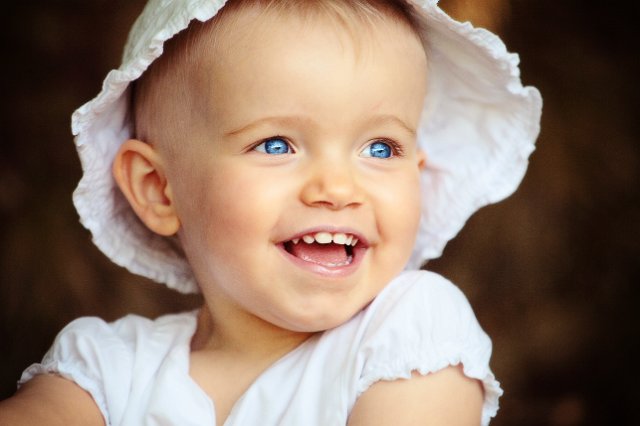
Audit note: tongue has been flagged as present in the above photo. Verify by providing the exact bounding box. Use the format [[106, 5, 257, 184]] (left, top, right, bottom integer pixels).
[[290, 242, 350, 266]]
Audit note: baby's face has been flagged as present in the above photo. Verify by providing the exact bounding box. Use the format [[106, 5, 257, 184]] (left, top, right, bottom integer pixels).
[[163, 7, 428, 332]]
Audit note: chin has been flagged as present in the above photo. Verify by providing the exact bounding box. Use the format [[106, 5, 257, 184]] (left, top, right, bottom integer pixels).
[[278, 301, 368, 333]]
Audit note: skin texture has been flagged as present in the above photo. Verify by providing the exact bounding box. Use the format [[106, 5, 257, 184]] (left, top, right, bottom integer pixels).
[[0, 375, 104, 425], [0, 5, 483, 426], [348, 367, 483, 426]]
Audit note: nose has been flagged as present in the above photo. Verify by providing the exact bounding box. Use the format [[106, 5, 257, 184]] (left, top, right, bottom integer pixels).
[[300, 159, 364, 210]]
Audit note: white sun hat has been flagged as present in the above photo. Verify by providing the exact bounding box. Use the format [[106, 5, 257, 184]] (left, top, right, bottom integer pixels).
[[71, 0, 542, 294]]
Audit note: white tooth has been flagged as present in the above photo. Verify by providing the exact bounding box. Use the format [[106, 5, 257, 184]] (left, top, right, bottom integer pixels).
[[315, 232, 332, 244], [350, 238, 359, 247], [302, 235, 315, 244], [345, 235, 353, 245], [333, 233, 347, 244], [292, 238, 300, 244]]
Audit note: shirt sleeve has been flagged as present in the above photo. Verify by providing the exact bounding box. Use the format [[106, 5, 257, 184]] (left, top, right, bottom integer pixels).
[[355, 270, 503, 426], [18, 316, 137, 426]]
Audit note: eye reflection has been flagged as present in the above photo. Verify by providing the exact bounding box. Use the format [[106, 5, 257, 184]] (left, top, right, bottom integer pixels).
[[362, 141, 393, 159], [255, 138, 291, 155]]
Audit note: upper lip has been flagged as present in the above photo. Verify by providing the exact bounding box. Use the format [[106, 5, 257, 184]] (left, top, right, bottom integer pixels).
[[279, 226, 370, 248]]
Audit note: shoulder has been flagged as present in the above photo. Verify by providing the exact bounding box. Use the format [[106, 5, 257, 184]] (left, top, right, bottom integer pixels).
[[18, 311, 198, 425], [359, 270, 488, 355], [367, 270, 474, 315], [352, 270, 501, 425], [28, 311, 197, 379]]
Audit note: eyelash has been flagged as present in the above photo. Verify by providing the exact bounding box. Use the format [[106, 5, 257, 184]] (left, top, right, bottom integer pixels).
[[251, 136, 294, 155], [364, 139, 405, 158], [250, 137, 405, 158]]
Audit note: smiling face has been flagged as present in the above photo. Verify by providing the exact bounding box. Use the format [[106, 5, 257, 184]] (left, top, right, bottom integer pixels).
[[160, 5, 428, 334]]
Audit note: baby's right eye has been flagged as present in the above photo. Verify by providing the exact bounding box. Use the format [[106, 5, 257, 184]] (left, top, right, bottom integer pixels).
[[253, 137, 293, 155]]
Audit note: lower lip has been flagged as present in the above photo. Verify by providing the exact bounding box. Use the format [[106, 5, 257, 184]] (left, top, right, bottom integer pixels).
[[277, 244, 366, 278]]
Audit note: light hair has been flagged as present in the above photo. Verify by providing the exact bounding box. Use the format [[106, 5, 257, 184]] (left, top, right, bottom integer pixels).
[[132, 0, 427, 151]]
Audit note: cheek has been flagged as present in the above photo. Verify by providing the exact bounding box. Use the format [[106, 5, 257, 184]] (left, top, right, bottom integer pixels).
[[175, 163, 289, 255], [375, 171, 422, 253], [173, 170, 264, 290], [170, 164, 237, 255]]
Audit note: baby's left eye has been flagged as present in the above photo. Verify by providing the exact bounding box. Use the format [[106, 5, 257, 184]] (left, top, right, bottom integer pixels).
[[360, 141, 394, 159], [253, 137, 292, 155]]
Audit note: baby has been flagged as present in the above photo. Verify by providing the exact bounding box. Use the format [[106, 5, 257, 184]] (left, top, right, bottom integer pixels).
[[0, 0, 541, 425]]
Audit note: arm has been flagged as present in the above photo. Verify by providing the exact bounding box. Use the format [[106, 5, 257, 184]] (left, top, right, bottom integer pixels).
[[0, 375, 104, 426], [348, 365, 483, 426]]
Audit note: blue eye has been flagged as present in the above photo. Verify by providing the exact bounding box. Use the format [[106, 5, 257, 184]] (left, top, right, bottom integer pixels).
[[254, 138, 292, 155], [361, 141, 393, 159]]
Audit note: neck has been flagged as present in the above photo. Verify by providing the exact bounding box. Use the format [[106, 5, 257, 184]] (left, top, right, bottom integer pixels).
[[189, 297, 314, 426], [191, 297, 313, 361]]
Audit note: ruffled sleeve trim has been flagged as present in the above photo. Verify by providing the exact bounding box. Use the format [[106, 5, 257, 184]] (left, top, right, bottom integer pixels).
[[355, 271, 503, 425], [16, 313, 199, 426], [19, 360, 111, 425], [17, 316, 136, 426], [357, 355, 502, 425]]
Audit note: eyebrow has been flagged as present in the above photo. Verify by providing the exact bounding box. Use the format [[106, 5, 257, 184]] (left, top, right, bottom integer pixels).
[[224, 116, 313, 137], [369, 114, 417, 138], [224, 114, 416, 137]]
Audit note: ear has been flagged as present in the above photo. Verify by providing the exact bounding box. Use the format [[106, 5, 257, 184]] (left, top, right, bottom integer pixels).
[[112, 139, 180, 236], [417, 149, 427, 170]]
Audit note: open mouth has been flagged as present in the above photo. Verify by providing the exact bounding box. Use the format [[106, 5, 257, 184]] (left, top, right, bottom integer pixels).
[[282, 231, 362, 268]]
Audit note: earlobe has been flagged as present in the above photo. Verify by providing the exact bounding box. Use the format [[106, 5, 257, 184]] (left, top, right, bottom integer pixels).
[[417, 149, 427, 170], [112, 139, 180, 236]]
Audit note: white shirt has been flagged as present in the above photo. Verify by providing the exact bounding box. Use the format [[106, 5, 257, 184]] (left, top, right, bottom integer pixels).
[[20, 270, 502, 425]]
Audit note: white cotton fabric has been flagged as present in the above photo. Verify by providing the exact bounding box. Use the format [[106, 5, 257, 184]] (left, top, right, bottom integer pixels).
[[70, 0, 542, 293], [20, 271, 502, 425]]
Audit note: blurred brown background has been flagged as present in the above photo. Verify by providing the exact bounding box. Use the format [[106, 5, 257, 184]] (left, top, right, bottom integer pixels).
[[1, 1, 638, 425]]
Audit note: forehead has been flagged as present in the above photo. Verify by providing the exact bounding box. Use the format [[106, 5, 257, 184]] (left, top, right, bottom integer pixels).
[[143, 1, 429, 149], [133, 1, 428, 147], [186, 1, 426, 69]]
